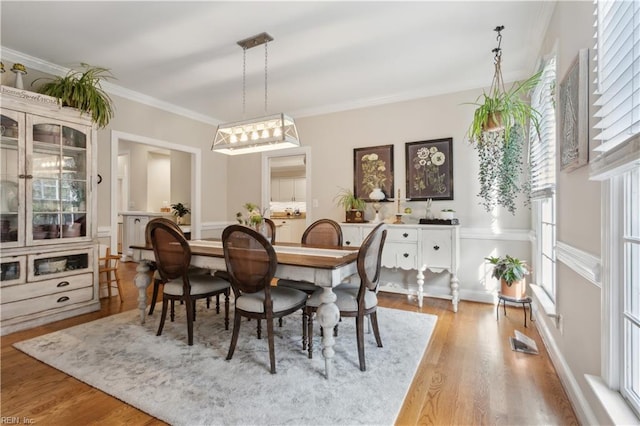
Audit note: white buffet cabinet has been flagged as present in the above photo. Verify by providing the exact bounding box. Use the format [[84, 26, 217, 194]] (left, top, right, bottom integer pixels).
[[341, 223, 461, 312]]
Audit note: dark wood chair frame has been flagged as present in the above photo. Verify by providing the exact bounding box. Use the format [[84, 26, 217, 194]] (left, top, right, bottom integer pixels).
[[222, 224, 307, 374], [306, 223, 387, 371], [149, 220, 230, 346]]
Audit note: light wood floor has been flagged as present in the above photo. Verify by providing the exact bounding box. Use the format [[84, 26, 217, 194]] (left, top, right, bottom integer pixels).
[[1, 262, 578, 425]]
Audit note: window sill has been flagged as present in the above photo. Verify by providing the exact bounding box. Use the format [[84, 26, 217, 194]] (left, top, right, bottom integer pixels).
[[530, 284, 557, 318], [585, 375, 640, 425]]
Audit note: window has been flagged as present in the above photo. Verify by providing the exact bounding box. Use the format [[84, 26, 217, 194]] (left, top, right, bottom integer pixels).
[[529, 56, 557, 300], [622, 167, 640, 415], [593, 0, 640, 418]]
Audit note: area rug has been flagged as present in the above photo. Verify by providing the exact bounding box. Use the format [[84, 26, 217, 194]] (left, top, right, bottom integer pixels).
[[14, 305, 436, 425]]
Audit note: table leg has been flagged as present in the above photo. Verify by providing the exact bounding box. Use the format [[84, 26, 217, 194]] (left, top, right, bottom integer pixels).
[[134, 261, 152, 324], [315, 287, 340, 379], [416, 265, 426, 308], [450, 272, 460, 313]]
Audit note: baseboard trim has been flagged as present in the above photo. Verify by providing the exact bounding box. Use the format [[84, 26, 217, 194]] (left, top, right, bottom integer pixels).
[[532, 300, 598, 425]]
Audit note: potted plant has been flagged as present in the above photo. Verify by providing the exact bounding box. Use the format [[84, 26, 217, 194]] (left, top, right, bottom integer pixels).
[[334, 187, 366, 223], [171, 202, 191, 225], [465, 27, 542, 215], [32, 63, 115, 128], [485, 254, 529, 299], [440, 209, 456, 220]]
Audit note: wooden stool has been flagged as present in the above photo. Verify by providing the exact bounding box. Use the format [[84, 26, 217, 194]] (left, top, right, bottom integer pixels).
[[497, 293, 533, 327], [99, 247, 124, 303]]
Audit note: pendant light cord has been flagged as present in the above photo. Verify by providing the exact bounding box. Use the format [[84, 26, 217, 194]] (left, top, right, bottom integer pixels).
[[242, 46, 247, 119], [264, 41, 269, 114]]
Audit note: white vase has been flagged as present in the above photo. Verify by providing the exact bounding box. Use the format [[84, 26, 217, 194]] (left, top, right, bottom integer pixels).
[[369, 188, 385, 200]]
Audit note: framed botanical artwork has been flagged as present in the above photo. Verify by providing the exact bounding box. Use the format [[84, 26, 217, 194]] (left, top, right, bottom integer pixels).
[[405, 138, 453, 201], [353, 144, 394, 201], [559, 48, 589, 172]]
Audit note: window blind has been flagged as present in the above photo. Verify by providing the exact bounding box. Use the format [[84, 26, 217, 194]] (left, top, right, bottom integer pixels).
[[594, 0, 640, 153], [529, 56, 557, 199]]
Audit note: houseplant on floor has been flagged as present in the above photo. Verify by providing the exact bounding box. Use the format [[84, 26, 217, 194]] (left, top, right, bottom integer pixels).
[[486, 254, 529, 299], [334, 187, 366, 223], [32, 63, 115, 128], [465, 26, 541, 215]]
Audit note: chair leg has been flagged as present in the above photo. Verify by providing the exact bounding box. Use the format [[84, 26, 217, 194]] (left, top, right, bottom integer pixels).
[[207, 296, 211, 309], [170, 300, 175, 322], [356, 315, 366, 371], [157, 298, 169, 337], [215, 294, 220, 314], [226, 311, 242, 360], [192, 300, 197, 322], [370, 311, 383, 348], [307, 310, 314, 359], [257, 319, 262, 339], [185, 298, 195, 346], [279, 317, 283, 327], [106, 270, 113, 298], [114, 271, 125, 304], [302, 310, 308, 350], [224, 291, 230, 330], [149, 279, 161, 315], [266, 317, 276, 374]]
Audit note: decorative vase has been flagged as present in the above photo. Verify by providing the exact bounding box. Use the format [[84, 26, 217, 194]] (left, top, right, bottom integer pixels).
[[500, 278, 526, 299]]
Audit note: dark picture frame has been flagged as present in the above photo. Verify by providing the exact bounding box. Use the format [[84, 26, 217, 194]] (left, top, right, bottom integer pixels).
[[353, 144, 394, 201], [405, 138, 453, 201], [559, 48, 589, 172]]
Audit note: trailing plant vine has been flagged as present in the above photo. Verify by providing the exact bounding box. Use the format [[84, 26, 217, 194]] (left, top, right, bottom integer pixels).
[[475, 126, 527, 214]]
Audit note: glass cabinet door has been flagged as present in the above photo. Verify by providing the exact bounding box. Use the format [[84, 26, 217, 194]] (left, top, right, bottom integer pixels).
[[0, 110, 26, 248], [27, 116, 90, 245]]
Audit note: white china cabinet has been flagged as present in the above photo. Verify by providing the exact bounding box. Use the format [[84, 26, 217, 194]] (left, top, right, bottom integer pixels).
[[0, 86, 99, 335]]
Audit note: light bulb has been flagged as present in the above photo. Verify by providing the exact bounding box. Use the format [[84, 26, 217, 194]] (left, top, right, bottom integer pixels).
[[240, 132, 248, 142], [261, 129, 270, 138]]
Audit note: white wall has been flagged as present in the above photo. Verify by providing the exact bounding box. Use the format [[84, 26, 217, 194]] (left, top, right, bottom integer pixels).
[[534, 2, 607, 424], [146, 151, 170, 212]]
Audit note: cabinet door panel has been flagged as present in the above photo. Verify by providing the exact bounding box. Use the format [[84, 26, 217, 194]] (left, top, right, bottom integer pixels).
[[382, 242, 418, 270], [342, 226, 362, 247], [1, 109, 26, 248], [422, 230, 452, 268]]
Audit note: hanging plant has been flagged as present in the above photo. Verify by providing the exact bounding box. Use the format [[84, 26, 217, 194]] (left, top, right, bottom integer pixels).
[[466, 26, 540, 214], [475, 126, 527, 214]]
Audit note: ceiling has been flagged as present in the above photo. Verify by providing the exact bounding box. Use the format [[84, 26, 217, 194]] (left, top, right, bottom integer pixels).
[[0, 1, 555, 125]]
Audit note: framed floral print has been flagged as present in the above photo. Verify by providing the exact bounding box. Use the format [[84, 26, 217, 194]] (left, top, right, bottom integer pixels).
[[353, 144, 394, 201], [405, 138, 453, 201], [559, 48, 589, 172]]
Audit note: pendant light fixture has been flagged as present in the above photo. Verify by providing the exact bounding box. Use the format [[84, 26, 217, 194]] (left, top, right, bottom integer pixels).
[[211, 32, 300, 155]]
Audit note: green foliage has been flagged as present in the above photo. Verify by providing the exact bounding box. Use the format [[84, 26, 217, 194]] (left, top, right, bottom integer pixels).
[[33, 63, 115, 128], [485, 254, 529, 286], [171, 202, 191, 218], [333, 187, 366, 211], [466, 71, 542, 145], [236, 203, 264, 226], [475, 125, 527, 214]]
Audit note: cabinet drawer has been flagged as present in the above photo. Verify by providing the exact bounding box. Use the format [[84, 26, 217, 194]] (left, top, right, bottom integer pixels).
[[1, 272, 93, 303], [1, 255, 27, 286], [423, 230, 452, 267], [382, 242, 418, 270], [342, 227, 362, 247], [1, 285, 94, 320], [386, 228, 418, 242]]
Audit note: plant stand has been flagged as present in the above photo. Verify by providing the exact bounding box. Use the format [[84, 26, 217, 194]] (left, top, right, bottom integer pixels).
[[496, 293, 533, 327]]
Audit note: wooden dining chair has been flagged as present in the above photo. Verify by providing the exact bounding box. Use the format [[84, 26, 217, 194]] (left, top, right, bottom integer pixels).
[[305, 223, 387, 371], [98, 245, 124, 303], [145, 217, 211, 315], [222, 224, 307, 374], [149, 219, 230, 346]]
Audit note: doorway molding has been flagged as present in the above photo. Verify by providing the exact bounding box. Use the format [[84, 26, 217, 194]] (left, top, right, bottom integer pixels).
[[110, 130, 202, 253], [261, 146, 312, 224]]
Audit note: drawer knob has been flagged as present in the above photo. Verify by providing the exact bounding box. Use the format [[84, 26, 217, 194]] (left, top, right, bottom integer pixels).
[[403, 253, 409, 258], [402, 233, 409, 238], [57, 296, 70, 303], [134, 218, 141, 224], [433, 245, 440, 251], [57, 281, 70, 287], [346, 241, 351, 245]]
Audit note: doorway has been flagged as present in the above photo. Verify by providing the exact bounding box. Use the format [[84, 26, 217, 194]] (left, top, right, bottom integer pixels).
[[109, 131, 202, 254]]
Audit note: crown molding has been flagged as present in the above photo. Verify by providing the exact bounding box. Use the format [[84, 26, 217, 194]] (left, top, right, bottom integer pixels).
[[1, 47, 220, 126]]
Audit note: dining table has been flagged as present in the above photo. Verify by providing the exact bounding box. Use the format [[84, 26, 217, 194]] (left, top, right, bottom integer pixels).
[[130, 239, 359, 379]]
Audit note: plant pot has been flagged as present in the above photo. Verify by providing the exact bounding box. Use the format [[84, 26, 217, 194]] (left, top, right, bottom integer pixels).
[[483, 112, 503, 132], [500, 278, 527, 299], [345, 209, 365, 223]]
